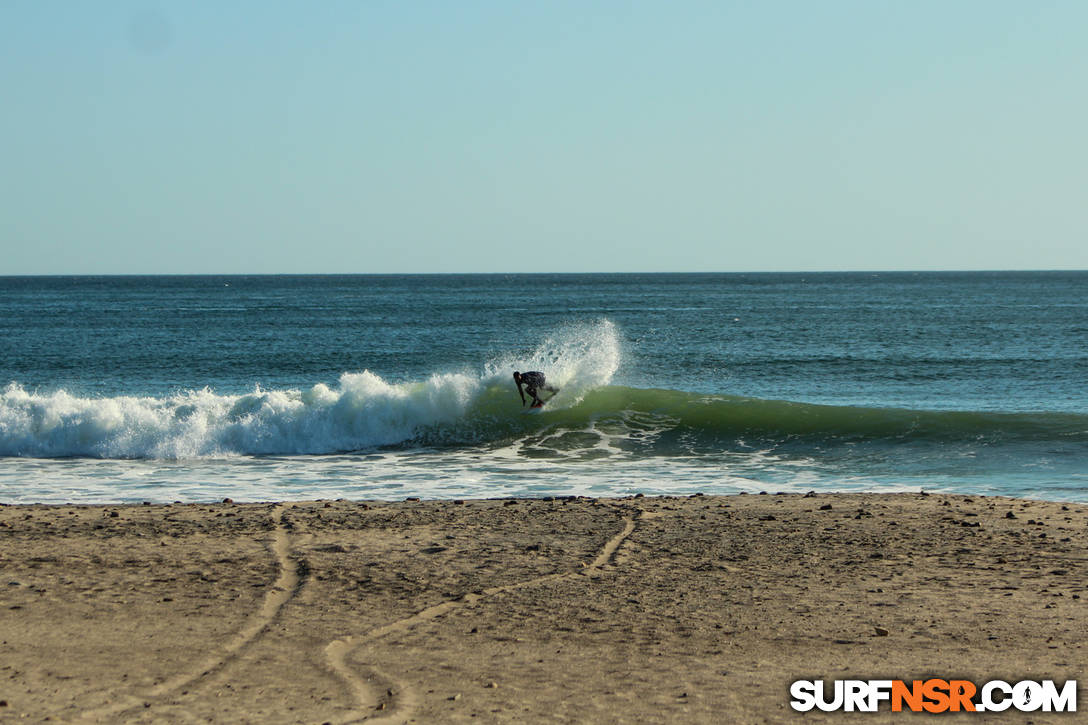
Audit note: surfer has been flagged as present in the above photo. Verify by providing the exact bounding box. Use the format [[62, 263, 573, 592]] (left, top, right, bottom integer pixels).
[[513, 371, 556, 408]]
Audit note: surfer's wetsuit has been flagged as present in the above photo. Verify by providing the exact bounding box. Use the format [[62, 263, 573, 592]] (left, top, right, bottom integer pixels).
[[513, 371, 554, 407]]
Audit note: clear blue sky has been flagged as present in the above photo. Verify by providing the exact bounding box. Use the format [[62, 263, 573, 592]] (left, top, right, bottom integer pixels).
[[2, 1, 1085, 273]]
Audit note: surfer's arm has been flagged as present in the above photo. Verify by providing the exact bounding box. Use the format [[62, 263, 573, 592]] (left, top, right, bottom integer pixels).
[[516, 382, 526, 406]]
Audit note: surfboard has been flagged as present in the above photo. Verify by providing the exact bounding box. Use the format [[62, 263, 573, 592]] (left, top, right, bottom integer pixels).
[[522, 388, 558, 413]]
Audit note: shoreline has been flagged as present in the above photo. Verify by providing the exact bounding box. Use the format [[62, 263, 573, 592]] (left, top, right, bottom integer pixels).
[[2, 492, 1085, 723]]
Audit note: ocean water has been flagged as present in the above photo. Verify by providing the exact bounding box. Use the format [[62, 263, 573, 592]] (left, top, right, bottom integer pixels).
[[1, 272, 1085, 504]]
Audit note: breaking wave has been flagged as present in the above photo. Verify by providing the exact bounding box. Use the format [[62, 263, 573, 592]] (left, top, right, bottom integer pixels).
[[0, 320, 622, 458], [3, 318, 1085, 460]]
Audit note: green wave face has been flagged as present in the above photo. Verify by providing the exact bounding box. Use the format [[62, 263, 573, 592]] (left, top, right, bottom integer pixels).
[[422, 385, 1088, 453]]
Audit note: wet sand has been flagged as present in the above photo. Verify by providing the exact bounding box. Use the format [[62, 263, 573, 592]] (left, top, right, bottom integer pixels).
[[1, 492, 1085, 723]]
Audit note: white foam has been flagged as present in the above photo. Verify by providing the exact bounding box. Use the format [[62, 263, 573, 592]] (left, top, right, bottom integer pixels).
[[0, 320, 621, 459], [0, 372, 479, 458]]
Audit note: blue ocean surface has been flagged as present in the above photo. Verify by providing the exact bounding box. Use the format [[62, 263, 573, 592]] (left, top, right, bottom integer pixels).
[[1, 272, 1085, 503]]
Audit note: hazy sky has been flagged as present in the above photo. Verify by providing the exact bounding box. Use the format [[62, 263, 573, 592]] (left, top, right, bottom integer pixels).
[[2, 1, 1086, 274]]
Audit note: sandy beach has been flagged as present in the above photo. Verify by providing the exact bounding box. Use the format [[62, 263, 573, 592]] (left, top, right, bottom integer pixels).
[[1, 492, 1085, 723]]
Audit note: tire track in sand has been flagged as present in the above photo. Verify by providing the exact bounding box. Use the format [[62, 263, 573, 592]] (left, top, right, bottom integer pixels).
[[324, 509, 641, 724], [77, 503, 302, 722]]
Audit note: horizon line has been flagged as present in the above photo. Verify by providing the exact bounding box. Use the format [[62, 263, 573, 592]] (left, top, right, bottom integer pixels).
[[3, 268, 1088, 278]]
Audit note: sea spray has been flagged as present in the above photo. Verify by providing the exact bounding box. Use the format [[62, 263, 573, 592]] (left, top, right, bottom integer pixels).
[[482, 319, 622, 406]]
